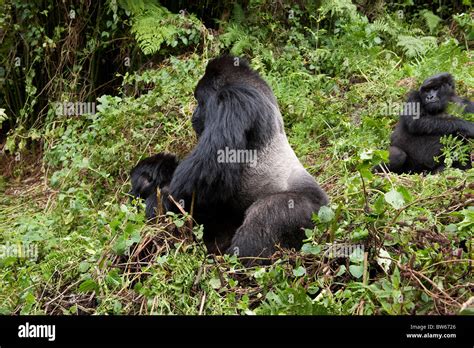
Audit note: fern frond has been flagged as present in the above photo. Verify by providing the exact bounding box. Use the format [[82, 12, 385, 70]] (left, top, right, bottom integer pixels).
[[319, 0, 358, 20], [119, 0, 201, 55], [421, 10, 442, 34], [396, 35, 437, 58]]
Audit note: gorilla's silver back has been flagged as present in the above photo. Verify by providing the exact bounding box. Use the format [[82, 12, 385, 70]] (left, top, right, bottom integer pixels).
[[239, 105, 323, 206]]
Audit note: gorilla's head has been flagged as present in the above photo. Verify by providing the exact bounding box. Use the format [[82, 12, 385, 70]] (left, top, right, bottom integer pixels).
[[129, 153, 178, 199], [129, 169, 154, 199], [419, 72, 455, 114], [191, 55, 276, 137]]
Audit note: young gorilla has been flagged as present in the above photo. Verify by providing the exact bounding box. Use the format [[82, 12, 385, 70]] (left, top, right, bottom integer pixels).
[[129, 153, 178, 219], [376, 73, 474, 174], [130, 55, 329, 262]]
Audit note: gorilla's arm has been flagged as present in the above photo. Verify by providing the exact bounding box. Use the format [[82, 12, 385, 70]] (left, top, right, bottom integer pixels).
[[451, 96, 474, 114], [403, 116, 474, 137], [464, 100, 474, 114], [402, 91, 474, 137], [168, 85, 276, 205]]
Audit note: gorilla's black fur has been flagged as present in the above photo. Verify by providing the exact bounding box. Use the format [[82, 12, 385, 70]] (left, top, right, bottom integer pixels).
[[130, 55, 329, 262], [376, 73, 474, 174], [129, 153, 178, 219]]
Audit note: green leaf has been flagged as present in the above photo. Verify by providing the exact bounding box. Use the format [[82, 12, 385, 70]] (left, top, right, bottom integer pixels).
[[336, 265, 346, 276], [396, 186, 413, 203], [209, 277, 221, 289], [193, 224, 204, 240], [384, 189, 405, 209], [349, 264, 364, 279], [308, 285, 320, 294], [360, 149, 374, 160], [422, 10, 441, 33], [293, 266, 306, 277], [112, 238, 127, 255], [174, 219, 184, 228], [351, 228, 369, 241], [373, 194, 386, 214], [78, 261, 90, 273], [130, 230, 141, 244], [421, 292, 430, 302], [304, 228, 315, 239], [359, 167, 373, 180], [391, 267, 400, 289], [113, 300, 122, 314], [445, 224, 457, 233], [318, 206, 335, 223], [396, 35, 437, 58], [78, 279, 98, 293], [349, 249, 364, 263], [301, 243, 321, 255], [253, 267, 266, 279]]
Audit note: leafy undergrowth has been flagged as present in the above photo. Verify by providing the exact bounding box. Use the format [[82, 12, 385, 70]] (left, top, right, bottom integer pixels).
[[1, 2, 473, 315]]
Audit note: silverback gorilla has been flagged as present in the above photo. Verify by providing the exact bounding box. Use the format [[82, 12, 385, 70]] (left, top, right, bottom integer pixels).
[[375, 73, 474, 174], [130, 55, 329, 262]]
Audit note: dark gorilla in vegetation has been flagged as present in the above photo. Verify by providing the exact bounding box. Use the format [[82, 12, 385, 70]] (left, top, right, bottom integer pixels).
[[130, 55, 329, 263], [375, 73, 474, 174]]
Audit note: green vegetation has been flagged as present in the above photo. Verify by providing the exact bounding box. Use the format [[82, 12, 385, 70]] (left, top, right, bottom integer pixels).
[[0, 0, 472, 315]]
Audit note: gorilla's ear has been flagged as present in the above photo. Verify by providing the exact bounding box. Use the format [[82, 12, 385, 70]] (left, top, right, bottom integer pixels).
[[169, 85, 276, 202]]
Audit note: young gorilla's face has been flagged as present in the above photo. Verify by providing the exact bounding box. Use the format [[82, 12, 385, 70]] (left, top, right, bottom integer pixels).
[[419, 73, 455, 115], [130, 170, 153, 198]]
